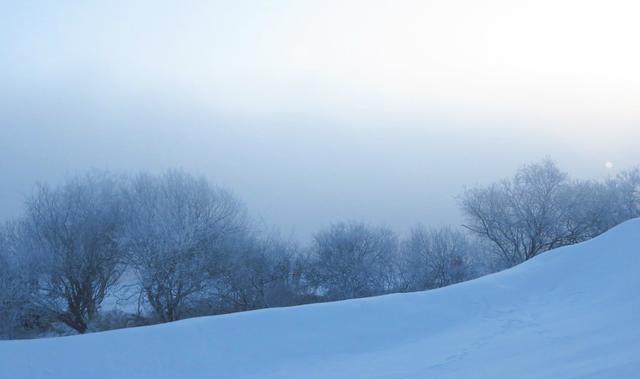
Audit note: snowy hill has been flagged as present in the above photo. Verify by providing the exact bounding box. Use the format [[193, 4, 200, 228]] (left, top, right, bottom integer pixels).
[[2, 219, 639, 379]]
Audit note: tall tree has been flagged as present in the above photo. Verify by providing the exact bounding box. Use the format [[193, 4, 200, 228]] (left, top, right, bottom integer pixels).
[[121, 170, 247, 322], [24, 173, 125, 333]]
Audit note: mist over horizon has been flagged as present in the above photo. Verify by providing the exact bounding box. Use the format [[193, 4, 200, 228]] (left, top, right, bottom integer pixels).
[[2, 0, 639, 240]]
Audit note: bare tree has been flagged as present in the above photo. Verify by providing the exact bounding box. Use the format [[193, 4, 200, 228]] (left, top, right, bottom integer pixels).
[[607, 168, 640, 221], [0, 222, 34, 338], [399, 226, 473, 291], [120, 170, 247, 322], [309, 221, 398, 301], [211, 233, 301, 313], [460, 160, 574, 266], [23, 173, 125, 334], [559, 179, 618, 243], [460, 160, 640, 268]]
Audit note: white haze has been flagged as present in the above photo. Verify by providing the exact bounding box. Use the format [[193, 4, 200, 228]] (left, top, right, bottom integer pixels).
[[1, 0, 639, 238]]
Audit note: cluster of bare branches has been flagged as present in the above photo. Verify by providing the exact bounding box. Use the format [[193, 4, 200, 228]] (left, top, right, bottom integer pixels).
[[1, 160, 638, 339], [460, 159, 639, 267]]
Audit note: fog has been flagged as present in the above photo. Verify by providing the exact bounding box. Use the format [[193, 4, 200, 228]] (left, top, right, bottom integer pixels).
[[2, 0, 639, 239]]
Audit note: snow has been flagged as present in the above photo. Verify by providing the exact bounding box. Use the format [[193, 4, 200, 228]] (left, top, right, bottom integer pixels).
[[2, 219, 639, 378]]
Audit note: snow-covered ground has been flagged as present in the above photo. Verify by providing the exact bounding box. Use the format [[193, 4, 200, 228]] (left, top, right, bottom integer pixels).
[[2, 220, 639, 379]]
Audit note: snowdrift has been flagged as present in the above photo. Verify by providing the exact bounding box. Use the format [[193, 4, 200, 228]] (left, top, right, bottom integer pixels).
[[1, 219, 639, 378]]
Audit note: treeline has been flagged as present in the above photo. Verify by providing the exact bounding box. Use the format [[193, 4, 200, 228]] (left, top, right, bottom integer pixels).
[[0, 160, 638, 339]]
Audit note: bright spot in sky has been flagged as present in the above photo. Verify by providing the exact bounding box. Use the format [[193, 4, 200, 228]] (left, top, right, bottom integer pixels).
[[1, 0, 639, 236]]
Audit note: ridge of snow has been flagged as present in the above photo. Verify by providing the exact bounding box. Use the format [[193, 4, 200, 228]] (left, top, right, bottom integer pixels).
[[1, 219, 639, 378]]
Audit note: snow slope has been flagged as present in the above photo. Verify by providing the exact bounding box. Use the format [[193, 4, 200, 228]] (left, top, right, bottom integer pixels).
[[2, 220, 639, 379]]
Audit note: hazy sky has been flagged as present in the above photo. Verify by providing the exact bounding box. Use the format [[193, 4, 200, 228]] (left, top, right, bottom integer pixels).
[[2, 1, 639, 239]]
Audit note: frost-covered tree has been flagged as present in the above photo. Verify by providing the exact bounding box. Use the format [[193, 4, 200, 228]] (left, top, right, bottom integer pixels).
[[460, 160, 576, 266], [607, 168, 640, 222], [120, 170, 247, 322], [22, 173, 126, 334], [399, 226, 473, 291], [309, 221, 398, 300], [0, 222, 36, 338], [460, 160, 639, 267], [212, 234, 301, 313]]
